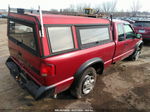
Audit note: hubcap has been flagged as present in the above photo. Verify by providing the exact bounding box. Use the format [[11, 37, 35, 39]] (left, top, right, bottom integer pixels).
[[82, 75, 95, 94]]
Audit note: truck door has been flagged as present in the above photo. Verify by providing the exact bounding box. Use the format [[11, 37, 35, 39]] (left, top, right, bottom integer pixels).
[[113, 23, 127, 62], [123, 24, 137, 55]]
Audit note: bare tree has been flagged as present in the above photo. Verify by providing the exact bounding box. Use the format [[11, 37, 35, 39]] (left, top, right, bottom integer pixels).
[[69, 4, 76, 12], [130, 0, 142, 16], [99, 0, 118, 13], [49, 9, 58, 13]]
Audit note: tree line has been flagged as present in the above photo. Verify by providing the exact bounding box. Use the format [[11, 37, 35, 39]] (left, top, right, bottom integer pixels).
[[48, 0, 145, 17]]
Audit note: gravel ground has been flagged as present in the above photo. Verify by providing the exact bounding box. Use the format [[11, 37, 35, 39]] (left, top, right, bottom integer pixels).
[[0, 19, 150, 112]]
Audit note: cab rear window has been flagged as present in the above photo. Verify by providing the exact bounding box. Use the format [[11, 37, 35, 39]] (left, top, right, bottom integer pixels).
[[9, 20, 36, 51]]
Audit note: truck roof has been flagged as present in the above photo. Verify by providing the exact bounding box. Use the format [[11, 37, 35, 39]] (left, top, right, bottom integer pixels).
[[9, 13, 110, 25], [112, 19, 130, 24]]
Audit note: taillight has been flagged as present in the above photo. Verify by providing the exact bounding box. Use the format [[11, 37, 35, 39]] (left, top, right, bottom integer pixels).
[[40, 63, 55, 77]]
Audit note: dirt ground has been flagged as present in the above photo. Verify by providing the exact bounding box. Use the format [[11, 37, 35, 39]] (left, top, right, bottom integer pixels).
[[0, 18, 150, 112]]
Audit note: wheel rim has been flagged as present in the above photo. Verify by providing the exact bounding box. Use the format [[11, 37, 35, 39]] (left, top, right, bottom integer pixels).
[[82, 74, 95, 95]]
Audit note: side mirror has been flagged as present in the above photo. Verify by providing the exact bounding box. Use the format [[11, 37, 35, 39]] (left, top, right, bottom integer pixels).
[[126, 33, 137, 39], [127, 33, 142, 39], [136, 34, 142, 39]]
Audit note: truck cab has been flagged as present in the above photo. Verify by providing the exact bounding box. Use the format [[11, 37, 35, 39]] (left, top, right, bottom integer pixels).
[[112, 19, 143, 62]]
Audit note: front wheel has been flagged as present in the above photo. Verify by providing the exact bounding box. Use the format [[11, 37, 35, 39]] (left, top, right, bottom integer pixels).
[[128, 46, 142, 61], [71, 67, 97, 99], [133, 50, 141, 61]]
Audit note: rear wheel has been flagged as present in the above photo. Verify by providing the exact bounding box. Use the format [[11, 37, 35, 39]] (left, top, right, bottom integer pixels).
[[71, 67, 97, 99]]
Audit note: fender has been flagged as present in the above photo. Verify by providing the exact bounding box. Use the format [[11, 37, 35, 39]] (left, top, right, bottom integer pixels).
[[70, 57, 104, 89], [74, 57, 104, 79], [135, 40, 143, 50]]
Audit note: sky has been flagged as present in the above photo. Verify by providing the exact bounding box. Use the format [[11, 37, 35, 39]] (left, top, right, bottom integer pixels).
[[0, 0, 150, 12]]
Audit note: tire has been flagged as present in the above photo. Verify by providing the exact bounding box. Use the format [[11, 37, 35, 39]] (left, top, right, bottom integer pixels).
[[128, 46, 142, 61], [132, 50, 141, 61], [71, 67, 97, 99]]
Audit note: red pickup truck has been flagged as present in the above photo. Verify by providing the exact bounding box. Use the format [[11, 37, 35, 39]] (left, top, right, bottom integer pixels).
[[6, 8, 143, 100]]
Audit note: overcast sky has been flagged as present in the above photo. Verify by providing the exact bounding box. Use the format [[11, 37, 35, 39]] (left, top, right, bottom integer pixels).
[[0, 0, 150, 12]]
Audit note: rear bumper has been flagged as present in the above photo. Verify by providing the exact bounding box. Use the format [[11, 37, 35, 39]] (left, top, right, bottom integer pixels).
[[5, 57, 55, 100]]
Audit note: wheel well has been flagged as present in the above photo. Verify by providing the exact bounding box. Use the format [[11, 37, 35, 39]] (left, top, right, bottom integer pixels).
[[91, 62, 104, 75], [139, 43, 143, 50], [136, 41, 143, 51]]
